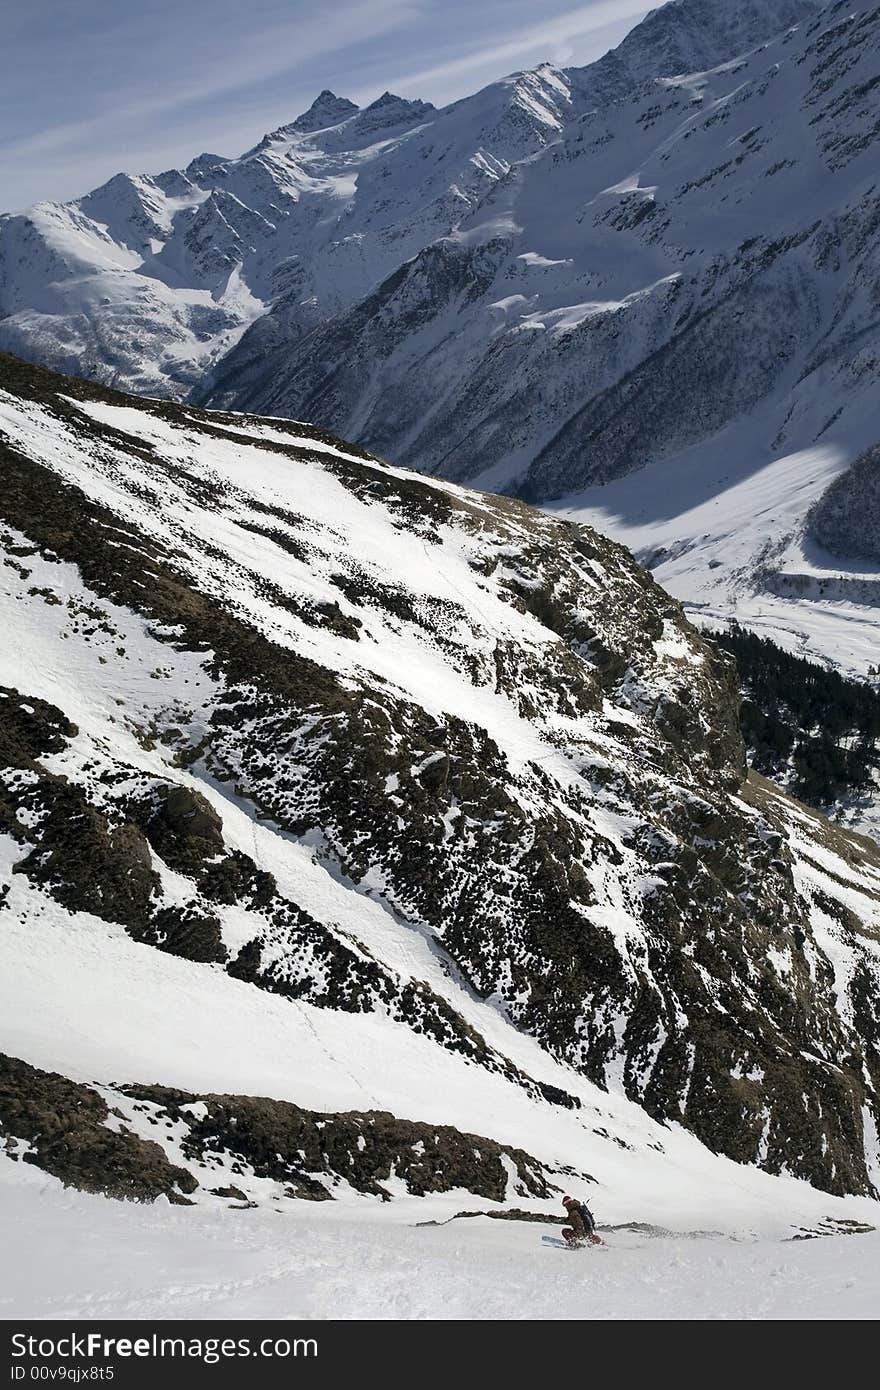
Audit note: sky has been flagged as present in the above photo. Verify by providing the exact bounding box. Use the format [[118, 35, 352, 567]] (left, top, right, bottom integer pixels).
[[0, 0, 651, 212]]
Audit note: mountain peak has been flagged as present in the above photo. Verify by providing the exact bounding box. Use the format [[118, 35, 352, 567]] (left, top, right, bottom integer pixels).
[[352, 91, 435, 133], [291, 90, 359, 133], [573, 0, 822, 95], [366, 90, 412, 109], [184, 152, 229, 182], [361, 90, 434, 116]]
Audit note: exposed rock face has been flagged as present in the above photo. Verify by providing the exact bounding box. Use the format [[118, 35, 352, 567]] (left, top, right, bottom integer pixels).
[[143, 784, 226, 867], [1, 353, 879, 1199], [0, 1056, 573, 1204], [0, 1055, 198, 1202], [288, 91, 359, 134]]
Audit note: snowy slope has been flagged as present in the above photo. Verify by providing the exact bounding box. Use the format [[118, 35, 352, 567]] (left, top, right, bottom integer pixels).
[[551, 429, 880, 854], [2, 1155, 878, 1320], [552, 436, 880, 678], [1, 354, 880, 1247]]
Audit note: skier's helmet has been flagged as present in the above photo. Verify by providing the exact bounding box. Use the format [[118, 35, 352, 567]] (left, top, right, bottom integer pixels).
[[563, 1195, 575, 1206]]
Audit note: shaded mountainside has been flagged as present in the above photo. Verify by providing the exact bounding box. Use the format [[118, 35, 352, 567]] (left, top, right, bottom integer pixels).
[[711, 625, 880, 831], [809, 442, 880, 565], [1, 353, 879, 1206]]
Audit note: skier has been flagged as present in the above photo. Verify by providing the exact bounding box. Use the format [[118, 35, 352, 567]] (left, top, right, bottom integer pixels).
[[561, 1194, 602, 1247]]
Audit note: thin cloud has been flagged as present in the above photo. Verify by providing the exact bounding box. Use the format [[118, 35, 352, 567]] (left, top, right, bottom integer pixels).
[[382, 0, 648, 93], [1, 0, 421, 164], [0, 0, 651, 207]]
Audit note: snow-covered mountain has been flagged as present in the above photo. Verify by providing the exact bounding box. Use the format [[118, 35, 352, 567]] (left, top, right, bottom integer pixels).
[[1, 354, 879, 1241], [200, 0, 876, 509], [0, 0, 824, 421], [6, 0, 880, 694]]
